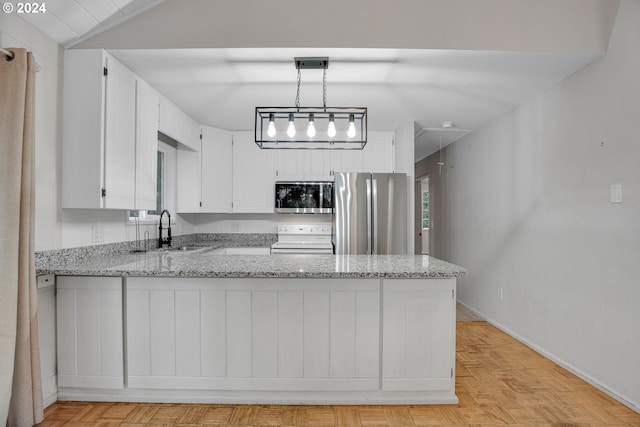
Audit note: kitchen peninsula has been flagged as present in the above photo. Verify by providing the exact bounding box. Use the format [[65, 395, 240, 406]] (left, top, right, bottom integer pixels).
[[37, 238, 466, 405]]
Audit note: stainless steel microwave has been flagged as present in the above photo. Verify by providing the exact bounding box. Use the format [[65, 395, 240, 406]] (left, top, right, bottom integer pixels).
[[275, 181, 333, 214]]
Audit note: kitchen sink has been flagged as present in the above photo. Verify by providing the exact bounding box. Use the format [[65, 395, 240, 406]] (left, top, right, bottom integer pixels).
[[162, 245, 208, 252], [209, 247, 271, 255]]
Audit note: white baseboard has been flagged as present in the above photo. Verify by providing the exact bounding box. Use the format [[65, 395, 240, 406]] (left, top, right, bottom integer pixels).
[[458, 302, 640, 415], [57, 388, 458, 405]]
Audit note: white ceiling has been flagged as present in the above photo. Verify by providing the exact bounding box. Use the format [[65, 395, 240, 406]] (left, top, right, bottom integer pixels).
[[112, 48, 600, 160], [17, 0, 165, 47], [18, 0, 617, 161]]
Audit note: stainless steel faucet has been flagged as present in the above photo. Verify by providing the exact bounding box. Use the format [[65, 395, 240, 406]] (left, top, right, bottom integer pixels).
[[158, 209, 172, 248]]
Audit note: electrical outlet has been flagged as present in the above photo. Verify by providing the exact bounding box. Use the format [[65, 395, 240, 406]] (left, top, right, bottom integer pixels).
[[92, 224, 105, 243], [497, 288, 503, 302]]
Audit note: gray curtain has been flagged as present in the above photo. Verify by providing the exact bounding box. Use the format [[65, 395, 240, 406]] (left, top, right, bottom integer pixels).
[[0, 48, 43, 426]]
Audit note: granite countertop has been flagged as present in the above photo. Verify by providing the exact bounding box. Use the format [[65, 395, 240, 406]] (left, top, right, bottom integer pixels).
[[35, 234, 466, 279]]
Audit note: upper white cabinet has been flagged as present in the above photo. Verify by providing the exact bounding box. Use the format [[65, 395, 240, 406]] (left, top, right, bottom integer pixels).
[[362, 131, 394, 173], [159, 95, 200, 151], [274, 132, 394, 182], [176, 125, 233, 213], [135, 79, 160, 210], [201, 126, 233, 213], [176, 146, 202, 213], [62, 50, 158, 210], [232, 132, 276, 213], [275, 150, 332, 181]]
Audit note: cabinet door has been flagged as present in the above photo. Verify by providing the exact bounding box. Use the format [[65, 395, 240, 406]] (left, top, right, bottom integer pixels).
[[201, 126, 233, 212], [57, 276, 124, 389], [135, 79, 159, 210], [232, 132, 275, 213], [103, 54, 137, 209], [382, 279, 455, 392], [363, 131, 394, 173], [276, 150, 332, 181], [61, 50, 105, 209], [177, 146, 202, 213], [328, 149, 363, 175]]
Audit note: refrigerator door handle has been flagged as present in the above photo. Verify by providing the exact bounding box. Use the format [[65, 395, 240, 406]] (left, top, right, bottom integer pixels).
[[366, 178, 373, 255], [372, 178, 378, 254]]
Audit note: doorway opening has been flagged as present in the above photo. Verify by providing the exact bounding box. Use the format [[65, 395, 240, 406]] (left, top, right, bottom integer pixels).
[[415, 174, 430, 255]]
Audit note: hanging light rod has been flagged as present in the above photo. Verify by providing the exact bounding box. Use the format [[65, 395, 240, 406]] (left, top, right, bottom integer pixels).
[[255, 57, 367, 150]]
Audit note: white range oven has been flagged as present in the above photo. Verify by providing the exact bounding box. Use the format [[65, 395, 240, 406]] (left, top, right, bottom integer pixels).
[[270, 224, 334, 254]]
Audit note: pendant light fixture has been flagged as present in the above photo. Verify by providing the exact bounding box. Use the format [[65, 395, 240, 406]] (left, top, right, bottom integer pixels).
[[255, 57, 367, 150]]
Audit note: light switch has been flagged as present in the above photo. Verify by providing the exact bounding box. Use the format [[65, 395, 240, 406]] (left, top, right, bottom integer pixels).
[[610, 184, 622, 203]]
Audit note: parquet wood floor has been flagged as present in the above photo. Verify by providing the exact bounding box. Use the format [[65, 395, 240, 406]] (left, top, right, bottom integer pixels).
[[37, 322, 640, 426]]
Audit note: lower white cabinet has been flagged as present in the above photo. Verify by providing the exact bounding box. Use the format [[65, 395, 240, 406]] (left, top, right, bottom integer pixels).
[[382, 279, 456, 392], [53, 275, 457, 403], [37, 275, 57, 407], [126, 278, 380, 391], [56, 276, 124, 389]]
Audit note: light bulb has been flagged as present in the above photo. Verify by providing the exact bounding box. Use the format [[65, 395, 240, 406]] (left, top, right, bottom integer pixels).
[[267, 113, 276, 138], [327, 113, 336, 138], [287, 113, 296, 138], [306, 113, 316, 138], [347, 114, 356, 138]]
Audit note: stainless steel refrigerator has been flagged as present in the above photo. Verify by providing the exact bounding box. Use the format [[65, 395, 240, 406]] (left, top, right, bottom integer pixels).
[[333, 172, 407, 255]]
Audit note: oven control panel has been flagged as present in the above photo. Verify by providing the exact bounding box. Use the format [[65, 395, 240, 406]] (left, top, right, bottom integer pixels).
[[277, 224, 332, 236]]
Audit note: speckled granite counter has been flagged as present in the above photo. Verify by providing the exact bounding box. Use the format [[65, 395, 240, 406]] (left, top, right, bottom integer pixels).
[[35, 235, 465, 279], [39, 251, 464, 279]]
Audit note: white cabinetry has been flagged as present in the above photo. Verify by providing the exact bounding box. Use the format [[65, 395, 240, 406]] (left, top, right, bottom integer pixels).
[[37, 275, 56, 407], [176, 125, 233, 213], [56, 276, 124, 389], [159, 95, 200, 151], [275, 150, 332, 181], [176, 146, 201, 213], [362, 131, 394, 173], [126, 278, 379, 391], [382, 279, 456, 393], [274, 132, 394, 181], [201, 126, 233, 212], [135, 79, 160, 210], [62, 50, 158, 210], [232, 132, 275, 213]]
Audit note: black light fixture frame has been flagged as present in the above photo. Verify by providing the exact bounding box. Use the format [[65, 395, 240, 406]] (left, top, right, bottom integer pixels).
[[254, 57, 368, 150]]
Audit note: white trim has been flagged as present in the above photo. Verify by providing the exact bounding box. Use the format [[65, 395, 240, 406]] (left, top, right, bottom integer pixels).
[[458, 302, 640, 415], [57, 387, 459, 405]]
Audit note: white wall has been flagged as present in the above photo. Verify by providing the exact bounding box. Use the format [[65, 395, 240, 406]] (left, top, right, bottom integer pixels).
[[446, 0, 640, 411], [1, 14, 193, 250], [1, 14, 63, 251]]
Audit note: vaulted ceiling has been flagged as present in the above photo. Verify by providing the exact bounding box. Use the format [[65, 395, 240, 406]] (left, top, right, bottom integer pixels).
[[19, 0, 620, 161]]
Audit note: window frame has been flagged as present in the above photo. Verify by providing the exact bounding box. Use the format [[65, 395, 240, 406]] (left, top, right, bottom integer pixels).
[[126, 140, 177, 225]]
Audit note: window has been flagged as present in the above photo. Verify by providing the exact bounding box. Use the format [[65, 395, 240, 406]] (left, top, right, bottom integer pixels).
[[128, 141, 176, 223], [422, 190, 429, 229]]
